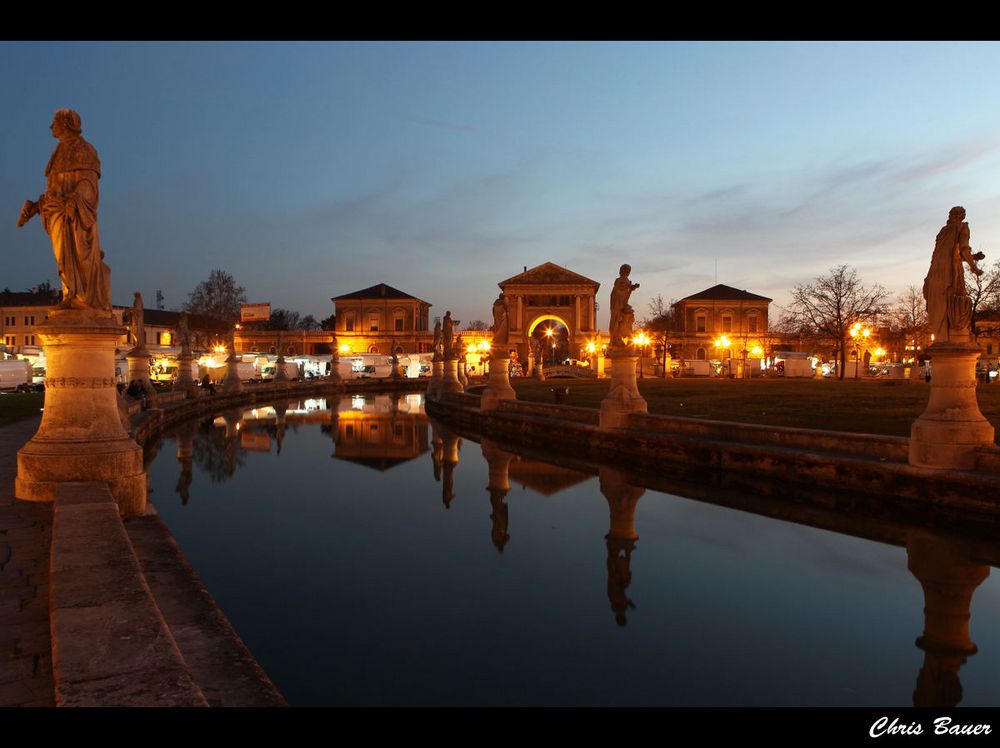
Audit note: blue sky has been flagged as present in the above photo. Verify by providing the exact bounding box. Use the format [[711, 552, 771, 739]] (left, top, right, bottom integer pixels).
[[2, 41, 999, 328]]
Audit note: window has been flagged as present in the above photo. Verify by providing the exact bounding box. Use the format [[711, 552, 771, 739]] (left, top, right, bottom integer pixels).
[[369, 313, 379, 332], [345, 315, 355, 332], [345, 424, 354, 438], [4, 336, 13, 346], [748, 316, 758, 333], [722, 315, 732, 333], [395, 316, 404, 332], [696, 347, 706, 360], [696, 315, 706, 333], [24, 335, 35, 345], [989, 344, 994, 355]]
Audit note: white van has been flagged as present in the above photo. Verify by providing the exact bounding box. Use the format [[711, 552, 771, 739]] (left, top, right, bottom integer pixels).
[[0, 360, 34, 392]]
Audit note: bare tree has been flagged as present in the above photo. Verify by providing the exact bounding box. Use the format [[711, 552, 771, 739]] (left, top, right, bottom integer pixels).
[[785, 265, 891, 379], [892, 284, 930, 362], [184, 270, 247, 324], [966, 255, 1000, 338], [464, 320, 489, 332], [642, 294, 675, 377]]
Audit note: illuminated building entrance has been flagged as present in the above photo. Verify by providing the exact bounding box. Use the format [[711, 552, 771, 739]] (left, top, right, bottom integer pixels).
[[497, 262, 600, 370]]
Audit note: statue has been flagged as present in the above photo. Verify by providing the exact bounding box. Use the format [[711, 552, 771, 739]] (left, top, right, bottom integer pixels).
[[609, 264, 639, 349], [432, 319, 443, 359], [492, 292, 510, 345], [124, 291, 145, 350], [924, 207, 985, 343], [17, 109, 112, 314], [443, 311, 460, 358], [177, 312, 191, 352]]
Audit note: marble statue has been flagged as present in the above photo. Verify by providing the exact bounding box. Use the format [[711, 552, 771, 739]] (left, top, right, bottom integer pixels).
[[492, 292, 510, 345], [17, 109, 112, 314], [443, 311, 460, 358], [609, 264, 639, 349], [177, 312, 191, 352], [924, 207, 985, 343], [124, 291, 145, 350], [432, 319, 443, 359]]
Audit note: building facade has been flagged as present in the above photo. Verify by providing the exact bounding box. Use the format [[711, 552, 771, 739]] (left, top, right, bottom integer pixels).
[[0, 288, 61, 353], [497, 262, 601, 366], [332, 283, 434, 355], [670, 284, 772, 361]]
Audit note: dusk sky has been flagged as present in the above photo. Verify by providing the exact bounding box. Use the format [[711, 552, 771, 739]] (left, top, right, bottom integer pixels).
[[2, 41, 999, 329]]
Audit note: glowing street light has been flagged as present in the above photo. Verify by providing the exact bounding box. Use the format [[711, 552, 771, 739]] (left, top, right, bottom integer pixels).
[[849, 322, 871, 379]]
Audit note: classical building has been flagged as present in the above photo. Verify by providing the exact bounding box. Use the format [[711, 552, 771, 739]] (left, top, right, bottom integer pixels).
[[234, 329, 334, 356], [670, 284, 772, 361], [497, 262, 601, 366], [331, 283, 434, 355], [0, 287, 61, 353]]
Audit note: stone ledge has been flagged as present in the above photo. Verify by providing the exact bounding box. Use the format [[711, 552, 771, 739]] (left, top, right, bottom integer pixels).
[[50, 483, 206, 707]]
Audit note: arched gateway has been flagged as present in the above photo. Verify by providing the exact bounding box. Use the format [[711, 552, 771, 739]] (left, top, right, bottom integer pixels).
[[497, 262, 600, 369]]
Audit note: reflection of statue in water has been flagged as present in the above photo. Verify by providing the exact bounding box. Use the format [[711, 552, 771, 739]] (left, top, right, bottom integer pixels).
[[609, 264, 639, 349], [17, 109, 112, 314], [924, 207, 985, 343], [606, 536, 636, 627], [492, 292, 510, 345], [489, 489, 510, 552]]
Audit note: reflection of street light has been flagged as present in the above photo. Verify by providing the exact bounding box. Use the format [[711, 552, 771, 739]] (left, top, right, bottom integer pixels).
[[849, 322, 871, 379]]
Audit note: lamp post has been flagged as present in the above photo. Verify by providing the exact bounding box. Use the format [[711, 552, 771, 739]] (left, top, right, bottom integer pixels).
[[545, 327, 555, 365], [849, 322, 871, 379], [714, 335, 731, 377], [634, 331, 649, 378]]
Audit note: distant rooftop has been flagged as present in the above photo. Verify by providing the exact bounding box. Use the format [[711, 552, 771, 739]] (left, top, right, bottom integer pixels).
[[678, 284, 772, 303], [0, 288, 62, 307], [332, 283, 430, 305]]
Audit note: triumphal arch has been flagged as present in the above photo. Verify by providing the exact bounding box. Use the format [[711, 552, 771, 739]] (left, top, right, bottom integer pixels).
[[497, 262, 600, 368]]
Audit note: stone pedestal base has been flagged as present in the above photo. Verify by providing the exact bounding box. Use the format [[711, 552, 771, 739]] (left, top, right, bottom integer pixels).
[[15, 315, 146, 516], [223, 354, 243, 393], [428, 358, 444, 399], [175, 351, 196, 392], [909, 344, 994, 469], [274, 355, 289, 382], [441, 357, 464, 394], [126, 350, 158, 406], [600, 353, 647, 429], [481, 357, 516, 411]]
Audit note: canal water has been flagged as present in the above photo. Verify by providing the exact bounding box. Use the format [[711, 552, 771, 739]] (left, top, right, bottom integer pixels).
[[145, 393, 1000, 707]]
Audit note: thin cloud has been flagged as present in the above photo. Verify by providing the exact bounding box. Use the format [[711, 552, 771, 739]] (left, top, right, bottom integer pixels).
[[390, 113, 485, 134]]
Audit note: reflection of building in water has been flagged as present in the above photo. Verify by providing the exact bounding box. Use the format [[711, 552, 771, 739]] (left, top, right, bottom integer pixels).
[[600, 467, 643, 627], [508, 458, 591, 495], [332, 395, 429, 472], [907, 532, 990, 708], [482, 441, 514, 553]]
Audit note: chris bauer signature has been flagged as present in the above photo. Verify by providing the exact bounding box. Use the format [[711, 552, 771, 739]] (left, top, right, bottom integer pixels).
[[871, 717, 992, 737]]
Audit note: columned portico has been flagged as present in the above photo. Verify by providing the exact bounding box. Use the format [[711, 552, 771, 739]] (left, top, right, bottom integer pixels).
[[497, 262, 601, 365]]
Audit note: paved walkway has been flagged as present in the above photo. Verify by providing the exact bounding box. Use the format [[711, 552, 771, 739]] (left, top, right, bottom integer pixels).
[[0, 417, 54, 707]]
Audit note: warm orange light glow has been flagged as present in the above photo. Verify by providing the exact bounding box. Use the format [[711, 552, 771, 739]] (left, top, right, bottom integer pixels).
[[544, 327, 554, 338], [161, 331, 172, 346], [751, 345, 764, 357], [714, 335, 731, 348], [586, 342, 596, 354], [338, 344, 350, 354]]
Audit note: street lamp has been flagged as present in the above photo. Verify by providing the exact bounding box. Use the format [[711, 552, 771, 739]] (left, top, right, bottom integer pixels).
[[714, 335, 731, 376], [634, 331, 650, 378], [545, 327, 555, 364], [849, 322, 871, 379]]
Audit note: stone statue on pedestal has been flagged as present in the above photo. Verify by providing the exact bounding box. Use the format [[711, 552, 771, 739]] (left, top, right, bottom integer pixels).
[[432, 319, 443, 360], [492, 292, 510, 345], [924, 206, 985, 343], [124, 291, 145, 351], [17, 109, 112, 316], [443, 311, 460, 358], [609, 264, 639, 350]]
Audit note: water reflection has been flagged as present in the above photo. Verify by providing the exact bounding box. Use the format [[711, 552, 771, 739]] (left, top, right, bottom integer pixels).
[[146, 393, 1000, 706]]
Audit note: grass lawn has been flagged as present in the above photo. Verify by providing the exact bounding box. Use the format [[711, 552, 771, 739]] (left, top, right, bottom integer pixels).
[[0, 392, 44, 427], [511, 377, 1000, 438]]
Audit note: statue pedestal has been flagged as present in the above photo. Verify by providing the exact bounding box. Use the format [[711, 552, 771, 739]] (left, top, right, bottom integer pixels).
[[15, 316, 146, 516], [481, 357, 516, 411], [909, 343, 994, 469], [441, 357, 464, 394], [428, 357, 444, 399], [600, 352, 647, 429], [274, 354, 289, 383], [222, 353, 243, 393], [175, 350, 196, 392], [328, 352, 342, 382]]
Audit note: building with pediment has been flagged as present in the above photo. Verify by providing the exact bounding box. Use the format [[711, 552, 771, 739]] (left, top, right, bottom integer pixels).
[[331, 283, 434, 355], [497, 262, 601, 366], [671, 284, 772, 362]]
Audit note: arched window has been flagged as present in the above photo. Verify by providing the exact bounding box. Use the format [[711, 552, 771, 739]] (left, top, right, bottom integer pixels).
[[696, 348, 706, 361], [368, 344, 379, 353]]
